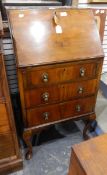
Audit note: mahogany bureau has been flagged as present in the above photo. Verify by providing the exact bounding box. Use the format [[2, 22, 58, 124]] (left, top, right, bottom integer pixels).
[[8, 8, 104, 159], [0, 12, 22, 174]]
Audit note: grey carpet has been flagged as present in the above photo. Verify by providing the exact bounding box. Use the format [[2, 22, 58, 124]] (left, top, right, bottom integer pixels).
[[10, 131, 83, 175]]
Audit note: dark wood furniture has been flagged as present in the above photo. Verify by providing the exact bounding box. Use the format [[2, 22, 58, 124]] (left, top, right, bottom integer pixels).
[[0, 12, 22, 174], [8, 8, 104, 160], [72, 0, 106, 42], [68, 134, 107, 175]]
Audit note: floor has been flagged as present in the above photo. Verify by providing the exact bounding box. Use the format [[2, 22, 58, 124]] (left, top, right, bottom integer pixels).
[[10, 131, 83, 175], [96, 89, 107, 133]]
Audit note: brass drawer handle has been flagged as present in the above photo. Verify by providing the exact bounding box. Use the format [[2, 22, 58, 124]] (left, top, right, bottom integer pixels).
[[42, 92, 49, 102], [42, 73, 48, 83], [80, 68, 85, 77], [78, 87, 83, 94], [76, 105, 81, 112], [43, 112, 49, 120]]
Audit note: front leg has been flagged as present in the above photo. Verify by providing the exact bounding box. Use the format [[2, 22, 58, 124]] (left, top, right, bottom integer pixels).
[[23, 129, 33, 160], [83, 113, 96, 140]]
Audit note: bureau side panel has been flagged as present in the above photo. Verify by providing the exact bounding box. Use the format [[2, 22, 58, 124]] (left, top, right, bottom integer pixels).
[[68, 150, 86, 175], [18, 68, 27, 127]]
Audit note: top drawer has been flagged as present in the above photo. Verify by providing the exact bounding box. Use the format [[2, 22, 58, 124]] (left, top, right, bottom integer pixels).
[[22, 61, 101, 89]]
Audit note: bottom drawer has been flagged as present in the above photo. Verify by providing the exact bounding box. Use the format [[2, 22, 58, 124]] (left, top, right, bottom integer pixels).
[[27, 96, 95, 127]]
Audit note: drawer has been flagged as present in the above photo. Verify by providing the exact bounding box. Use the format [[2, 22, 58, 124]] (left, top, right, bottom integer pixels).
[[61, 96, 95, 119], [25, 85, 60, 108], [26, 96, 95, 127], [23, 61, 99, 89], [27, 104, 61, 127], [25, 79, 97, 108], [61, 79, 97, 101]]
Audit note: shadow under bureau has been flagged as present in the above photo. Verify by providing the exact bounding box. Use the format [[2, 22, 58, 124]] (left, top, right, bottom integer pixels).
[[8, 8, 104, 159]]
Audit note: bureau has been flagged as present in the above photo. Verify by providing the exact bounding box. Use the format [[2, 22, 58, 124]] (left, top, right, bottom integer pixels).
[[8, 8, 104, 160], [0, 12, 22, 174]]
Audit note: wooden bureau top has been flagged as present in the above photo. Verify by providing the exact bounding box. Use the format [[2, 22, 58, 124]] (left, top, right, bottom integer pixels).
[[8, 8, 104, 67], [71, 134, 107, 175]]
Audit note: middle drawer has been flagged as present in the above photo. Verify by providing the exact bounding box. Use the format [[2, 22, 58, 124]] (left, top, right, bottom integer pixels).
[[25, 79, 98, 108]]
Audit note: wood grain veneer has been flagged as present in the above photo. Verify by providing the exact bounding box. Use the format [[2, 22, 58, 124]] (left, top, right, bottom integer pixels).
[[68, 134, 107, 175], [8, 8, 104, 159]]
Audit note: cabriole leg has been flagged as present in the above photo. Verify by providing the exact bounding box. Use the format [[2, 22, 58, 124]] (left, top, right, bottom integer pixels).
[[83, 114, 96, 140], [23, 130, 33, 160]]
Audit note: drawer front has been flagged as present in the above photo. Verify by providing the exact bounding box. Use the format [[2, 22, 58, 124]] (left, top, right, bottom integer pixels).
[[25, 79, 97, 108], [61, 96, 95, 119], [27, 104, 61, 127], [61, 79, 97, 101], [27, 96, 95, 127], [23, 62, 99, 89], [25, 85, 60, 108]]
